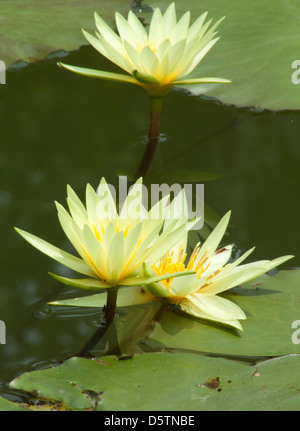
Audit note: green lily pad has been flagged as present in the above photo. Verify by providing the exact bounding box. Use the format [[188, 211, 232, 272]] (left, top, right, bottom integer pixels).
[[147, 270, 300, 357], [4, 352, 300, 410], [1, 0, 130, 66], [50, 270, 300, 357], [148, 0, 300, 110], [0, 397, 28, 411]]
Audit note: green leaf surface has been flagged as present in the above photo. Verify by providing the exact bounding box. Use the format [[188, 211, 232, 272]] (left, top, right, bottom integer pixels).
[[50, 270, 300, 357], [1, 0, 130, 66], [0, 397, 28, 411], [148, 0, 300, 110], [146, 270, 300, 357], [5, 353, 300, 410]]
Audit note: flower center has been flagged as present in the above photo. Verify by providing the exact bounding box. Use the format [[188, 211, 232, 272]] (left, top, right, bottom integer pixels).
[[152, 241, 215, 290], [153, 243, 206, 289]]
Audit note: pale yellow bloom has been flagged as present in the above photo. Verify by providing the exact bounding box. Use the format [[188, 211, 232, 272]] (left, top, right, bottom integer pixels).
[[59, 3, 230, 97], [15, 178, 196, 290], [53, 211, 293, 330], [143, 211, 293, 330]]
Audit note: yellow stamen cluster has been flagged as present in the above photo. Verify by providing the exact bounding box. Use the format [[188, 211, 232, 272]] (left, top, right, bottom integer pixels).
[[153, 243, 211, 289]]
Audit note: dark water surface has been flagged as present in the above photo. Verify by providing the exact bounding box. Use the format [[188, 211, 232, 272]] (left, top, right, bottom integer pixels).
[[0, 46, 299, 391]]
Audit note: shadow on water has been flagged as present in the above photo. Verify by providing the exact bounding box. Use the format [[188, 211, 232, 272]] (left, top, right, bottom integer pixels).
[[0, 45, 299, 391]]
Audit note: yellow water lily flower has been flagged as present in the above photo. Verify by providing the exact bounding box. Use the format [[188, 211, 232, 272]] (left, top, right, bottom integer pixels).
[[144, 211, 293, 329], [55, 211, 293, 330], [59, 3, 230, 97], [15, 178, 196, 290]]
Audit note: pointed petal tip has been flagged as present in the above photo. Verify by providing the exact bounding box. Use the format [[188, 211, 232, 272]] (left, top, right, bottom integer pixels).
[[48, 300, 59, 305], [58, 61, 70, 70], [82, 28, 90, 36], [54, 200, 62, 211], [280, 255, 295, 262], [221, 210, 231, 225]]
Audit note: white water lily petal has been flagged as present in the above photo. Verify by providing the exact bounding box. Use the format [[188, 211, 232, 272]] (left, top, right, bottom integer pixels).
[[163, 2, 177, 35], [119, 177, 144, 222], [49, 273, 111, 289], [115, 11, 140, 48], [149, 8, 165, 49], [58, 63, 137, 84], [123, 40, 142, 71], [121, 270, 195, 287], [15, 228, 95, 277], [221, 247, 256, 272], [16, 179, 198, 291], [123, 232, 162, 276], [164, 188, 189, 229], [174, 77, 231, 85], [144, 222, 191, 266], [149, 209, 293, 331], [147, 194, 170, 223], [50, 285, 154, 308], [127, 10, 148, 47], [56, 203, 94, 268], [180, 298, 244, 330], [187, 293, 246, 321], [180, 37, 220, 77], [94, 12, 124, 53], [155, 39, 172, 63], [107, 231, 125, 282], [123, 222, 143, 263], [66, 185, 88, 228], [96, 177, 118, 222], [139, 45, 159, 76], [170, 38, 200, 77], [187, 11, 208, 41], [202, 245, 233, 278], [60, 5, 228, 95], [164, 39, 187, 78], [170, 11, 191, 44], [99, 34, 136, 74], [100, 222, 116, 252], [80, 224, 107, 278], [194, 211, 231, 267], [200, 254, 293, 295], [85, 183, 102, 233], [83, 30, 134, 74], [201, 16, 225, 42], [168, 272, 199, 296]]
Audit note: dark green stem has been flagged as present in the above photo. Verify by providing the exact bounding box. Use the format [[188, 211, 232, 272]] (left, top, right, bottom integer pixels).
[[75, 287, 120, 357], [132, 97, 163, 182]]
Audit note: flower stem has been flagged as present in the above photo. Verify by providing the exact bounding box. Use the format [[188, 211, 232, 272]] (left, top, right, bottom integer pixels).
[[132, 97, 163, 182], [75, 287, 120, 357]]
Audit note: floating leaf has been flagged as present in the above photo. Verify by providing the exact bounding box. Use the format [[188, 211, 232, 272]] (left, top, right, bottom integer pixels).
[[147, 0, 300, 110], [4, 352, 300, 410], [146, 270, 300, 357], [1, 0, 130, 66]]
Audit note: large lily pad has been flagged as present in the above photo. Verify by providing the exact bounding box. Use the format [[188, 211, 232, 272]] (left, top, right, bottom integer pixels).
[[49, 270, 300, 358], [2, 352, 300, 410], [148, 0, 300, 110], [147, 270, 300, 357], [1, 0, 130, 66]]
